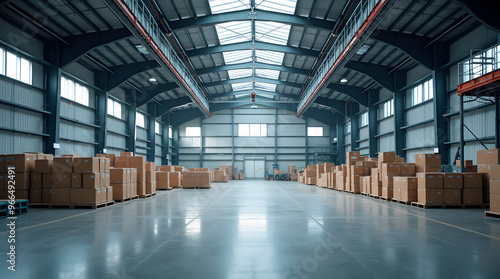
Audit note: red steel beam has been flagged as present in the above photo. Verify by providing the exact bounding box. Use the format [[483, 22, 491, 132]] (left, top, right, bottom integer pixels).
[[296, 0, 388, 117], [458, 68, 500, 96]]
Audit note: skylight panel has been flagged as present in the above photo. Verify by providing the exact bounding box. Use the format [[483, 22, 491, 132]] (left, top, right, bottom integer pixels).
[[209, 0, 250, 14], [228, 69, 253, 79], [234, 93, 250, 98], [255, 21, 291, 45], [223, 50, 252, 65], [255, 50, 284, 65], [232, 82, 253, 91], [215, 21, 252, 45], [255, 69, 280, 79], [257, 93, 274, 99], [255, 82, 276, 92], [255, 0, 297, 15]]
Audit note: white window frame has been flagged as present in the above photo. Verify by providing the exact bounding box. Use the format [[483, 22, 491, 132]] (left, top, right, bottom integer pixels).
[[136, 112, 145, 128], [60, 76, 90, 106], [238, 123, 267, 137], [1, 49, 32, 85], [155, 121, 161, 135], [346, 118, 351, 134], [383, 99, 394, 118], [107, 98, 123, 119], [411, 79, 434, 106], [360, 112, 368, 127], [169, 127, 173, 139], [307, 127, 323, 137]]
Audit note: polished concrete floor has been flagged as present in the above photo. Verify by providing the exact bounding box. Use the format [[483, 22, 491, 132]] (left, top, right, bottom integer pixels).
[[1, 180, 500, 278]]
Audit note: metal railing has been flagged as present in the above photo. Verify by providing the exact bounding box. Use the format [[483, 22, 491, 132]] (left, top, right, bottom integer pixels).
[[458, 45, 500, 84], [122, 0, 209, 111], [298, 0, 381, 113]]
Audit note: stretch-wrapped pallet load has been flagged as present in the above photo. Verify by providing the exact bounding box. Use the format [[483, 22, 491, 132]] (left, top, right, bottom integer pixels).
[[213, 170, 229, 183], [182, 171, 211, 189], [478, 148, 500, 205], [156, 171, 171, 190]]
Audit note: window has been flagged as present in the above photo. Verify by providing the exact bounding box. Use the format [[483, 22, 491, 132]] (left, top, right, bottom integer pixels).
[[186, 127, 201, 137], [107, 98, 122, 119], [383, 99, 394, 118], [169, 127, 173, 139], [209, 0, 297, 15], [1, 49, 32, 85], [255, 69, 280, 80], [346, 118, 351, 134], [228, 69, 252, 79], [155, 121, 161, 134], [307, 127, 323, 137], [238, 124, 267, 137], [60, 76, 90, 106], [361, 112, 368, 127], [222, 50, 253, 65], [411, 79, 433, 106], [136, 112, 145, 128]]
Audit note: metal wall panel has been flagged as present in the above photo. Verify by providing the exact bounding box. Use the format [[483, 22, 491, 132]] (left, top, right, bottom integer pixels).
[[277, 125, 306, 136], [234, 114, 275, 123], [405, 123, 435, 148], [205, 137, 232, 147], [136, 127, 147, 140], [107, 117, 127, 134], [107, 133, 126, 149], [405, 103, 434, 126], [203, 115, 231, 124], [378, 117, 394, 134], [449, 25, 498, 61], [0, 131, 43, 154], [449, 107, 495, 142], [359, 126, 368, 140], [59, 141, 94, 156], [179, 138, 201, 148], [204, 124, 232, 136], [277, 137, 305, 146], [378, 135, 395, 152], [406, 148, 434, 163], [14, 108, 44, 133]]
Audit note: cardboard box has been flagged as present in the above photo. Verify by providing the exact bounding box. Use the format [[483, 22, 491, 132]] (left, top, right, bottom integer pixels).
[[415, 154, 441, 172], [83, 173, 100, 189], [169, 172, 181, 188], [378, 152, 396, 163], [137, 182, 146, 196], [417, 189, 443, 204], [477, 148, 500, 165], [490, 194, 500, 213], [53, 158, 73, 173], [120, 152, 134, 157], [110, 168, 127, 184], [53, 173, 70, 188], [307, 177, 317, 185], [400, 164, 416, 176], [97, 154, 116, 167], [417, 173, 443, 189], [71, 173, 82, 188], [234, 173, 240, 180], [240, 174, 245, 180], [35, 159, 53, 173], [73, 157, 100, 174], [382, 186, 393, 199], [71, 188, 102, 205], [106, 186, 113, 202], [157, 165, 174, 172], [102, 173, 110, 186], [99, 158, 110, 173], [114, 157, 129, 168], [463, 188, 482, 205], [31, 173, 42, 188], [111, 183, 125, 200], [490, 180, 500, 195], [52, 188, 71, 205], [146, 182, 156, 194], [463, 173, 482, 188], [145, 162, 155, 172], [382, 163, 401, 176], [4, 154, 37, 173], [42, 173, 53, 188], [489, 165, 500, 180], [456, 160, 473, 168], [443, 189, 461, 205], [42, 188, 52, 203], [146, 171, 156, 183], [443, 173, 463, 189], [30, 188, 42, 203], [61, 154, 81, 158]]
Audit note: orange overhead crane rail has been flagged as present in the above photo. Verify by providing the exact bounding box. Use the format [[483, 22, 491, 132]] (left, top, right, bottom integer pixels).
[[457, 68, 500, 97]]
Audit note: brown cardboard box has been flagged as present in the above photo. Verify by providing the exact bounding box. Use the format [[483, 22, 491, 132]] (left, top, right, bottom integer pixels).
[[42, 173, 53, 188], [145, 162, 156, 172], [137, 182, 146, 196], [443, 173, 463, 189], [53, 158, 73, 173], [490, 194, 500, 213], [415, 154, 441, 172], [42, 188, 52, 203], [35, 159, 53, 173], [52, 188, 71, 205], [111, 183, 125, 200], [61, 154, 81, 158], [30, 188, 42, 203], [114, 157, 129, 168], [156, 171, 169, 181], [382, 186, 393, 199], [417, 189, 443, 204], [378, 152, 396, 163], [71, 173, 82, 188], [234, 173, 240, 180], [398, 177, 418, 202], [462, 188, 482, 205], [4, 154, 36, 173], [169, 172, 181, 188], [102, 173, 110, 186], [146, 182, 156, 194], [73, 157, 100, 174], [146, 171, 156, 183], [83, 173, 100, 189], [157, 165, 174, 172], [71, 188, 102, 205], [444, 189, 461, 205], [400, 163, 416, 176], [97, 154, 116, 167], [240, 174, 245, 180], [477, 148, 500, 165], [99, 157, 111, 173], [417, 173, 443, 189], [490, 165, 500, 180], [106, 186, 113, 202], [306, 177, 317, 185], [31, 173, 42, 188], [456, 160, 473, 168], [490, 180, 500, 195], [131, 168, 137, 183], [382, 163, 401, 176], [463, 173, 482, 188], [173, 166, 184, 173], [53, 173, 71, 188], [120, 152, 134, 157], [110, 168, 127, 184]]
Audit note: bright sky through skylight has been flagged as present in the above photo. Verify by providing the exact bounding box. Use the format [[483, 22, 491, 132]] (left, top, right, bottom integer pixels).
[[255, 50, 284, 65], [255, 82, 277, 92], [228, 69, 253, 79], [209, 0, 297, 15], [222, 50, 252, 64], [255, 69, 280, 80], [232, 82, 253, 91], [255, 21, 291, 45], [215, 21, 252, 45], [255, 0, 297, 15]]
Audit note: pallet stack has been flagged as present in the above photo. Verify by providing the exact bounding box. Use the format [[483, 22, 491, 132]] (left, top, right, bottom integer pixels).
[[109, 167, 137, 201], [182, 169, 211, 189], [478, 148, 500, 217], [2, 153, 38, 200]]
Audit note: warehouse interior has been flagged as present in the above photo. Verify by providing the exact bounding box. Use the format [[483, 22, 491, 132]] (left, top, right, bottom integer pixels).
[[1, 0, 500, 277]]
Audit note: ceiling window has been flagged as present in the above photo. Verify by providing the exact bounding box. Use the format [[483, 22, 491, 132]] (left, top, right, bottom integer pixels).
[[215, 21, 251, 45], [209, 0, 297, 15], [255, 50, 284, 65], [411, 79, 433, 106], [232, 82, 253, 91], [169, 127, 172, 139], [255, 82, 276, 92], [107, 98, 122, 119], [1, 49, 32, 85], [360, 112, 368, 127], [346, 118, 351, 134], [383, 99, 394, 118], [255, 69, 279, 79], [228, 68, 252, 79], [155, 121, 161, 134], [307, 127, 323, 137], [209, 0, 249, 14], [61, 76, 90, 106], [255, 0, 297, 14], [238, 124, 267, 137], [255, 21, 291, 45], [136, 112, 145, 128], [186, 127, 201, 137], [223, 50, 252, 65]]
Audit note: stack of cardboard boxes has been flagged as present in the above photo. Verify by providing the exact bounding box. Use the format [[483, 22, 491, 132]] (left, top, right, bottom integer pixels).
[[287, 165, 298, 181], [155, 165, 182, 188], [393, 177, 418, 203], [234, 173, 246, 180], [114, 152, 148, 197], [182, 170, 211, 188], [477, 149, 500, 204], [145, 162, 157, 195], [2, 154, 37, 200], [219, 165, 233, 180], [303, 165, 317, 185], [31, 154, 54, 203], [213, 170, 229, 182], [109, 167, 136, 201]]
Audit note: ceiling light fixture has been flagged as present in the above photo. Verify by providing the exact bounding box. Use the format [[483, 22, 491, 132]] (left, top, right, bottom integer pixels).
[[251, 104, 258, 109], [149, 77, 157, 82], [340, 78, 348, 83], [356, 44, 371, 55], [135, 45, 149, 55]]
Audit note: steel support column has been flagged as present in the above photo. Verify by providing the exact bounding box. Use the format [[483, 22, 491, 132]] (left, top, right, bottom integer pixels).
[[305, 118, 309, 166], [460, 94, 465, 172], [95, 72, 107, 154], [350, 103, 360, 152], [231, 109, 235, 168], [337, 121, 346, 164], [200, 117, 204, 168], [126, 90, 137, 155], [173, 126, 180, 165], [394, 71, 406, 156], [329, 124, 336, 162], [147, 102, 156, 162], [433, 44, 449, 164], [44, 42, 61, 156], [368, 90, 379, 158], [496, 91, 500, 148], [161, 113, 170, 165], [274, 109, 278, 165]]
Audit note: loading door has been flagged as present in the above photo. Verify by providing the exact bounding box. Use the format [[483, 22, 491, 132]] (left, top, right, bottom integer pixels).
[[244, 159, 265, 178]]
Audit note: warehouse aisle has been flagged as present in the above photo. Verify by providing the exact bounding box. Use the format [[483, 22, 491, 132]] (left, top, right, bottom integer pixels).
[[2, 181, 500, 278]]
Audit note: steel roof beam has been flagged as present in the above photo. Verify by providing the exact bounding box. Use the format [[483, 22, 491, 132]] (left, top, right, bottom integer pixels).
[[370, 30, 433, 69], [344, 61, 395, 92], [212, 90, 295, 99], [196, 62, 310, 76], [168, 9, 336, 31], [326, 83, 368, 106], [136, 82, 180, 106], [314, 97, 346, 113], [156, 96, 192, 116], [185, 41, 320, 57], [453, 0, 500, 32], [106, 60, 159, 91], [204, 76, 302, 88]]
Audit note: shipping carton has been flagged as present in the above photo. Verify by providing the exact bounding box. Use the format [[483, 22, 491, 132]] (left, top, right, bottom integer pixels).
[[42, 188, 52, 203], [53, 158, 73, 173], [53, 173, 70, 188], [382, 163, 401, 176], [417, 173, 443, 189], [400, 163, 416, 176], [99, 157, 110, 173], [82, 173, 100, 189], [71, 188, 102, 205], [146, 171, 156, 183], [42, 173, 53, 188], [378, 152, 396, 163], [71, 173, 82, 188], [52, 188, 71, 205], [73, 157, 100, 174], [120, 152, 134, 157], [462, 188, 483, 205], [102, 173, 110, 186], [477, 148, 500, 165], [417, 189, 443, 204], [443, 189, 461, 205], [111, 183, 126, 201], [240, 174, 245, 180], [443, 173, 463, 189], [4, 154, 36, 172], [31, 173, 42, 188], [463, 173, 482, 188], [157, 165, 174, 172], [415, 154, 441, 172], [490, 180, 500, 195], [30, 188, 42, 203], [110, 168, 127, 184], [97, 154, 116, 167], [35, 159, 53, 173], [169, 172, 182, 188], [114, 157, 129, 168], [490, 194, 500, 213]]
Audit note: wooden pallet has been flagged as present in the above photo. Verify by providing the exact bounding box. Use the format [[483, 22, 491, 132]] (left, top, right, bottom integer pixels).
[[463, 204, 488, 208], [51, 201, 115, 209], [485, 211, 500, 219], [182, 187, 211, 189], [391, 199, 412, 205], [139, 194, 152, 199], [157, 187, 173, 191], [114, 196, 136, 203], [29, 203, 51, 208], [369, 194, 381, 199], [411, 202, 445, 209], [360, 193, 369, 196], [380, 196, 392, 201]]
